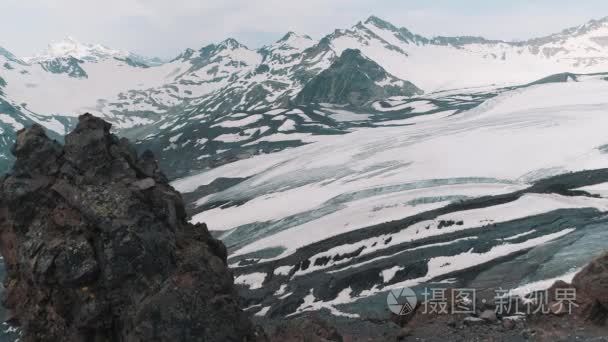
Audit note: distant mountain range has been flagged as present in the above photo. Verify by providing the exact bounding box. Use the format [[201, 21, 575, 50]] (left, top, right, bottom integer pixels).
[[2, 15, 608, 176]]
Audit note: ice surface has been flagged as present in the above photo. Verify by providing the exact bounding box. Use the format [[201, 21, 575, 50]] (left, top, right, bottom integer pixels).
[[176, 79, 608, 263]]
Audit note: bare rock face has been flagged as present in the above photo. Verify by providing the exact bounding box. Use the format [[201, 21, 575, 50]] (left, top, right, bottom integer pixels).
[[572, 251, 608, 324], [0, 114, 258, 341], [573, 252, 608, 307]]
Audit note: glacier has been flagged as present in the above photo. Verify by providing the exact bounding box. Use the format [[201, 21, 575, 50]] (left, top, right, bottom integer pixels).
[[173, 74, 608, 318]]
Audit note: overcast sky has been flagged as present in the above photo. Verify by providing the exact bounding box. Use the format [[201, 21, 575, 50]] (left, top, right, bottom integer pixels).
[[3, 0, 608, 59]]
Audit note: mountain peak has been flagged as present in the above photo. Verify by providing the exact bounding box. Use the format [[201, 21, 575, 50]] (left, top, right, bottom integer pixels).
[[218, 38, 247, 50], [582, 16, 608, 28], [280, 31, 298, 40], [271, 31, 315, 52], [27, 36, 126, 63], [526, 15, 608, 46], [278, 31, 313, 43], [339, 48, 366, 60], [295, 48, 422, 106], [181, 39, 246, 61], [172, 47, 196, 61], [364, 15, 397, 30]]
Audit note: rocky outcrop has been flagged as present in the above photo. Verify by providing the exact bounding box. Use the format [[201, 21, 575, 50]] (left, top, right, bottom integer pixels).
[[572, 251, 608, 325], [0, 114, 258, 341]]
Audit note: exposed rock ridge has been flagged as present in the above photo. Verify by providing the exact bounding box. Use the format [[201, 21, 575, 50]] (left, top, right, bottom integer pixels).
[[0, 113, 257, 341], [294, 48, 422, 106]]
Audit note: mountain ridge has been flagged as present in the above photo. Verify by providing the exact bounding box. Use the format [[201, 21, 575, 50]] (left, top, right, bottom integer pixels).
[[12, 14, 608, 67], [24, 36, 164, 66], [2, 15, 608, 176]]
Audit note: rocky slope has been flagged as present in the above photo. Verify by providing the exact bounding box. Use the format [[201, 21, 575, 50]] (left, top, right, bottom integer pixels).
[[0, 114, 258, 341], [294, 49, 422, 106]]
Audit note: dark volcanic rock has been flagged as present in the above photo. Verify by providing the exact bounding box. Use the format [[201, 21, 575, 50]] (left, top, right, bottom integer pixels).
[[0, 114, 258, 341]]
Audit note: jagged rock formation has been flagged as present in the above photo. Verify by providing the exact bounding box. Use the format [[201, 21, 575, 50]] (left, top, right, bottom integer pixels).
[[0, 114, 258, 341]]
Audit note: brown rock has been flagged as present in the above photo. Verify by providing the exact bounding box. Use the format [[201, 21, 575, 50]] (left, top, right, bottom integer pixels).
[[572, 251, 608, 325], [573, 252, 608, 309]]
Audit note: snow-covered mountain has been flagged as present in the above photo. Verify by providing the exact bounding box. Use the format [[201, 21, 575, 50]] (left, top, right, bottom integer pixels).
[[1, 16, 608, 118], [2, 15, 608, 174], [26, 36, 129, 63], [1, 17, 608, 170], [324, 15, 608, 91]]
